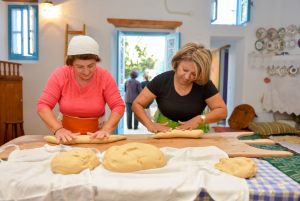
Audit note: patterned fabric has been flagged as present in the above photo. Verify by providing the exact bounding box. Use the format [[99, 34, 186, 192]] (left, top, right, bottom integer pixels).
[[197, 159, 300, 201], [247, 159, 300, 201], [239, 135, 300, 184], [248, 122, 300, 136], [255, 144, 300, 184]]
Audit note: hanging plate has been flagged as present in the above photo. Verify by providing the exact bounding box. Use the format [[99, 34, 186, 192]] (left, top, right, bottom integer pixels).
[[256, 27, 267, 39], [286, 38, 296, 50], [286, 24, 297, 38], [255, 39, 265, 51], [274, 38, 285, 51], [266, 40, 276, 52], [267, 28, 278, 40], [277, 27, 286, 38]]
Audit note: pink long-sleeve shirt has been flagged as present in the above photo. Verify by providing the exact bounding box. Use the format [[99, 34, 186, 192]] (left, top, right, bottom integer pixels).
[[37, 65, 125, 118]]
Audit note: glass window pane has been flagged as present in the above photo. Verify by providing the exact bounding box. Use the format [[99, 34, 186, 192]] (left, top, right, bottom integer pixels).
[[12, 33, 22, 54], [29, 31, 35, 54], [23, 8, 29, 56], [12, 9, 21, 32]]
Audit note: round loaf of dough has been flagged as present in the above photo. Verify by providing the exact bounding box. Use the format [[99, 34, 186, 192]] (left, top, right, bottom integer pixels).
[[214, 157, 257, 178], [103, 142, 166, 172], [51, 148, 100, 174]]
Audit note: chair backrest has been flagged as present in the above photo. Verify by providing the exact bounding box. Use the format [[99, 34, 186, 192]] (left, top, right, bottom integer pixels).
[[228, 104, 256, 130]]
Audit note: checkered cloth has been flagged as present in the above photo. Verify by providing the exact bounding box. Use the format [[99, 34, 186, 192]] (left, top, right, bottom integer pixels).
[[197, 159, 300, 201]]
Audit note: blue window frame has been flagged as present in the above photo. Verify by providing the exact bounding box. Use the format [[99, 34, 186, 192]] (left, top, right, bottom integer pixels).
[[211, 0, 251, 26], [211, 0, 218, 23], [236, 0, 251, 25], [8, 5, 39, 60]]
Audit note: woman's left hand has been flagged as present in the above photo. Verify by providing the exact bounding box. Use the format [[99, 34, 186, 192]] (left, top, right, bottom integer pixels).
[[177, 116, 201, 130], [87, 129, 110, 139]]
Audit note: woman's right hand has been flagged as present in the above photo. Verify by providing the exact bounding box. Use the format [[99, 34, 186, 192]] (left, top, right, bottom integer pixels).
[[54, 128, 80, 143], [147, 122, 172, 133]]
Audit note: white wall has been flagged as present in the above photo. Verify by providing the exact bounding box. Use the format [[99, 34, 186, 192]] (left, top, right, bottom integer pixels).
[[0, 1, 6, 59], [0, 0, 299, 134]]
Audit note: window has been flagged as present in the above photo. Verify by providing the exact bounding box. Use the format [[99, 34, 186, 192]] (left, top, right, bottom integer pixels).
[[8, 5, 39, 60], [211, 0, 251, 26]]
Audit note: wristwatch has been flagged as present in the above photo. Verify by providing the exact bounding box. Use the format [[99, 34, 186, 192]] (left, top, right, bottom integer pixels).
[[200, 115, 206, 123]]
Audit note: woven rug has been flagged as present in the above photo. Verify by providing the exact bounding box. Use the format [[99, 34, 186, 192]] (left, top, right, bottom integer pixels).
[[239, 135, 300, 184]]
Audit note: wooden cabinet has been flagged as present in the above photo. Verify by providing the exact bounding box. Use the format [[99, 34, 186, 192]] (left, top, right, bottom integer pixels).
[[0, 60, 23, 145]]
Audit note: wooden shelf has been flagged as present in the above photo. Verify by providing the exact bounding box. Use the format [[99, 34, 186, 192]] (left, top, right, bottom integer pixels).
[[107, 18, 182, 29], [2, 0, 38, 2]]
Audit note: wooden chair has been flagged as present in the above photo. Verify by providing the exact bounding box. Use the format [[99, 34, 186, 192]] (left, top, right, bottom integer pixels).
[[4, 120, 25, 143]]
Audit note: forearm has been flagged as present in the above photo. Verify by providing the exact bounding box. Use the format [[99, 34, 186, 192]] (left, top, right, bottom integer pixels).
[[132, 102, 153, 129], [202, 107, 227, 124], [102, 111, 122, 133], [37, 107, 62, 133]]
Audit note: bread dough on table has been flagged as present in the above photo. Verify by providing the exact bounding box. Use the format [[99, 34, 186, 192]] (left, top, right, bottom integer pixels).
[[152, 129, 204, 139], [214, 157, 257, 178], [44, 135, 127, 145], [51, 148, 100, 174], [103, 142, 166, 172]]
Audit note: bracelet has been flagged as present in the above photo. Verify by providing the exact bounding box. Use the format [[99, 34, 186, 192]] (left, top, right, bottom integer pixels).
[[53, 127, 63, 135], [199, 115, 206, 123]]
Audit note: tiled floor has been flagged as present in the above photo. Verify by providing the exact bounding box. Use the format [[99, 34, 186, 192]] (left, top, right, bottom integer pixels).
[[123, 108, 156, 135]]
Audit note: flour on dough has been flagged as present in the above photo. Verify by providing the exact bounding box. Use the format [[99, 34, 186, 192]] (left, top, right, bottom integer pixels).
[[103, 142, 166, 172], [51, 148, 100, 174], [215, 157, 257, 178], [153, 129, 204, 139], [44, 135, 127, 145]]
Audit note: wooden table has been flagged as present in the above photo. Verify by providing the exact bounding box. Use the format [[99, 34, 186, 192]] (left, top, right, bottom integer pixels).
[[0, 132, 299, 201], [0, 132, 292, 159]]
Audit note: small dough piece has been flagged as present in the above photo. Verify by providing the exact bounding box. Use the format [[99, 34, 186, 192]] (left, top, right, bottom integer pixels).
[[44, 135, 127, 145], [153, 129, 204, 139], [103, 142, 166, 172], [51, 148, 100, 174], [215, 157, 257, 178]]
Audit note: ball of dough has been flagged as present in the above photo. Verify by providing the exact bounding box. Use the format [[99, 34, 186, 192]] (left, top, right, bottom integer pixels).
[[103, 142, 166, 172], [51, 149, 100, 174], [215, 157, 257, 178]]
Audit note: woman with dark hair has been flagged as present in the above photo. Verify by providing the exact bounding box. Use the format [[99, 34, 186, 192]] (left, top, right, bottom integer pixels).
[[125, 70, 142, 129], [37, 35, 125, 143], [132, 42, 227, 133]]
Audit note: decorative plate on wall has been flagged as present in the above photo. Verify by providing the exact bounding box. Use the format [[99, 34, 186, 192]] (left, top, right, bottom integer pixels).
[[256, 28, 267, 39], [277, 27, 286, 38], [289, 66, 298, 75], [255, 39, 265, 51], [266, 40, 276, 52], [286, 38, 296, 50], [286, 24, 297, 38], [267, 28, 278, 40], [275, 38, 285, 51]]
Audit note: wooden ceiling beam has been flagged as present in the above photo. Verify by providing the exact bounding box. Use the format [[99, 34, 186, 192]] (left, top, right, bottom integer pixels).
[[107, 18, 182, 29]]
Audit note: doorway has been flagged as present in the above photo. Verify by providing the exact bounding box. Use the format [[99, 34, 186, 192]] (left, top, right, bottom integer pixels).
[[116, 31, 180, 134], [210, 36, 245, 126]]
